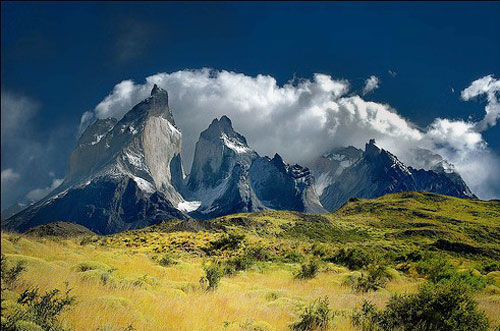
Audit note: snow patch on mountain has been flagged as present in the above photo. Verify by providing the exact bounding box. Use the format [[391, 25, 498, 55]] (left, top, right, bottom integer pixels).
[[222, 133, 251, 154], [177, 200, 201, 212], [132, 176, 156, 193]]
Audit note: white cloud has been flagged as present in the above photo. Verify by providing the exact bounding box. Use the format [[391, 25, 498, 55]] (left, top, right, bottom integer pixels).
[[388, 70, 397, 77], [1, 169, 20, 183], [461, 74, 500, 131], [26, 178, 63, 203], [362, 75, 380, 95], [81, 69, 500, 199]]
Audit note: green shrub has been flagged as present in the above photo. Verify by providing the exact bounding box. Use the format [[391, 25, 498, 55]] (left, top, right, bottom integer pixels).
[[352, 282, 490, 331], [13, 320, 44, 331], [393, 250, 423, 263], [290, 297, 332, 331], [328, 248, 370, 270], [226, 254, 254, 272], [1, 254, 26, 291], [346, 264, 393, 292], [351, 300, 380, 331], [416, 255, 488, 290], [2, 286, 75, 331], [203, 233, 246, 255], [295, 259, 320, 279], [479, 261, 500, 274], [76, 261, 113, 273], [310, 244, 331, 258], [200, 262, 222, 291], [246, 245, 272, 261], [282, 250, 304, 263], [17, 287, 75, 330], [158, 254, 177, 267]]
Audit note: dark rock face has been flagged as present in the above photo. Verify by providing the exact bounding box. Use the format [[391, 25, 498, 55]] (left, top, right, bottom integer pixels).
[[249, 154, 324, 212], [316, 139, 475, 211], [4, 176, 185, 234]]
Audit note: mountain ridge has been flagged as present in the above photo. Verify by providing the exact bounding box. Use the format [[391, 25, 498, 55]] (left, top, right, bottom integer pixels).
[[2, 87, 476, 234]]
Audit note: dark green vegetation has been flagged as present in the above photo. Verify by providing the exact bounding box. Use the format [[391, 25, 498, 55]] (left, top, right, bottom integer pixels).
[[291, 297, 332, 331], [352, 282, 490, 330]]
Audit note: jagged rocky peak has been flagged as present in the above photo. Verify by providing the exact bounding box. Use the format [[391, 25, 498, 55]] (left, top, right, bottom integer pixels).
[[365, 138, 381, 157], [316, 139, 475, 212], [120, 84, 174, 125], [187, 115, 256, 191], [270, 153, 287, 172], [5, 84, 190, 235], [201, 115, 248, 146], [151, 83, 166, 96]]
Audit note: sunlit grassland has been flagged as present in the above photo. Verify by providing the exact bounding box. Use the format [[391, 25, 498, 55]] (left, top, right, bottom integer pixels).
[[1, 232, 426, 330], [2, 192, 500, 330]]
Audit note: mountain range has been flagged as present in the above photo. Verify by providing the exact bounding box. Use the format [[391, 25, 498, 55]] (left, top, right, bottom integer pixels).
[[2, 86, 475, 234]]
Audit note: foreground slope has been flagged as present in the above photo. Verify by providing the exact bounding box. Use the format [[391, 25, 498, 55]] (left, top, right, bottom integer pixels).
[[1, 192, 499, 330]]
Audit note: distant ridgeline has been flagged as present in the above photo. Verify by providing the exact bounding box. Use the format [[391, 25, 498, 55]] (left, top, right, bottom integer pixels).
[[2, 86, 475, 234]]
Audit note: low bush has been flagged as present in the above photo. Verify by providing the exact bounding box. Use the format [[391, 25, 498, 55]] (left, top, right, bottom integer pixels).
[[199, 262, 222, 291], [245, 245, 273, 261], [203, 233, 246, 255], [295, 259, 320, 279], [327, 248, 370, 270], [1, 254, 26, 291], [157, 253, 177, 267], [352, 282, 490, 331], [290, 297, 332, 331], [416, 255, 488, 290], [282, 250, 305, 263], [478, 261, 500, 274], [2, 286, 75, 331], [76, 261, 114, 273], [226, 254, 254, 272], [345, 264, 393, 292]]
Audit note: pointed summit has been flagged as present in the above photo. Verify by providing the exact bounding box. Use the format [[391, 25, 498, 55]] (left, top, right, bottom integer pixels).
[[365, 138, 381, 157], [151, 84, 166, 96], [219, 115, 232, 127], [202, 115, 244, 144], [270, 153, 286, 172]]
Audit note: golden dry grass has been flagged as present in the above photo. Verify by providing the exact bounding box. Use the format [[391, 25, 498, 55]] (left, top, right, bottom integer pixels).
[[2, 231, 499, 331]]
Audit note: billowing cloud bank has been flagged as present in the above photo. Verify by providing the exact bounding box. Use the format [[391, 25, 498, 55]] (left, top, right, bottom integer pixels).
[[80, 69, 500, 199]]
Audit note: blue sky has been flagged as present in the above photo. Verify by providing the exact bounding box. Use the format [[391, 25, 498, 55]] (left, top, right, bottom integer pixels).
[[1, 2, 499, 208]]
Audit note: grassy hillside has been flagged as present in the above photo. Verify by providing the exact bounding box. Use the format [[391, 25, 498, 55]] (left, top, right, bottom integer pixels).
[[1, 192, 499, 330]]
